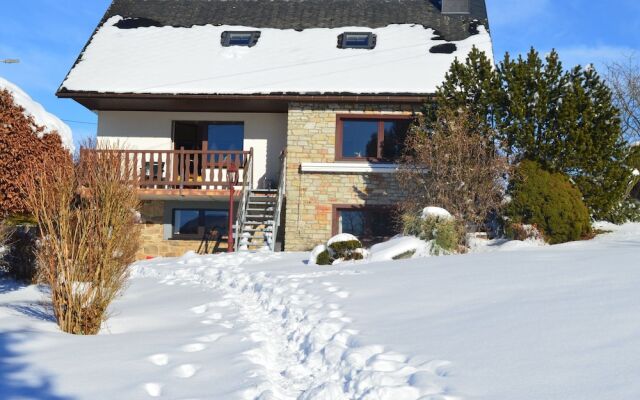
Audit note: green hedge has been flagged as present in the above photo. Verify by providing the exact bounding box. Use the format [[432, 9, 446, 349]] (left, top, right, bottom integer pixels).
[[507, 160, 591, 244]]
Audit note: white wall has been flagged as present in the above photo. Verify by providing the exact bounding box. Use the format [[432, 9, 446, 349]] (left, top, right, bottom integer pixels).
[[97, 111, 288, 187]]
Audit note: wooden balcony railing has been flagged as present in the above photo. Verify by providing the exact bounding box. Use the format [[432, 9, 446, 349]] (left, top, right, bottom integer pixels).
[[79, 147, 253, 191]]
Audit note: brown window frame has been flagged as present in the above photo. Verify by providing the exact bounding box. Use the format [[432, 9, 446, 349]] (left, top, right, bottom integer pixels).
[[331, 204, 398, 246], [335, 114, 414, 162]]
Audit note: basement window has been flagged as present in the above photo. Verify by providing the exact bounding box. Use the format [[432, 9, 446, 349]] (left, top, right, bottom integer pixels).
[[333, 206, 397, 246], [337, 32, 377, 49], [172, 209, 229, 240], [221, 31, 261, 47]]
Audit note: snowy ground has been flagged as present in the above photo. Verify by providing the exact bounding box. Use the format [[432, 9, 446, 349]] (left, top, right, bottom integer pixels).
[[1, 224, 639, 399]]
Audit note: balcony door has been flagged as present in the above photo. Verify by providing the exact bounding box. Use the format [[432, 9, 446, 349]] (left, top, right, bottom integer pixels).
[[173, 121, 244, 151], [173, 121, 245, 181]]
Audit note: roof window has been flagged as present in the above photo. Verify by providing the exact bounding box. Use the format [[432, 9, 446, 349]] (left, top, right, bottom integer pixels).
[[221, 31, 261, 47], [337, 32, 377, 49]]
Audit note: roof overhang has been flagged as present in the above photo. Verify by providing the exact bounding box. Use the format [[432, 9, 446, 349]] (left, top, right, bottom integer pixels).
[[56, 91, 431, 113]]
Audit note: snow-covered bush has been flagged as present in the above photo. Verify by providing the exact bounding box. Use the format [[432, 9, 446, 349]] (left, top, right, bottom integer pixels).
[[368, 236, 431, 262], [310, 234, 366, 266], [402, 207, 464, 255]]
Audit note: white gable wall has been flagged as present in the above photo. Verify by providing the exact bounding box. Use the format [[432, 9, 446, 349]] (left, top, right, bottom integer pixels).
[[97, 111, 287, 188]]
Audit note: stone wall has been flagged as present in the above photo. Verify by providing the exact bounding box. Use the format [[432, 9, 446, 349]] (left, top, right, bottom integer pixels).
[[136, 200, 227, 259], [284, 102, 419, 251]]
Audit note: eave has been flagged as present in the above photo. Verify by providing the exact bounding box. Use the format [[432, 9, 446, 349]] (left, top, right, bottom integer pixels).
[[56, 91, 432, 113]]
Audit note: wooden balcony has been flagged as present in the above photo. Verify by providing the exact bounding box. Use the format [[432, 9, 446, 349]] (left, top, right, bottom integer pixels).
[[79, 147, 253, 198]]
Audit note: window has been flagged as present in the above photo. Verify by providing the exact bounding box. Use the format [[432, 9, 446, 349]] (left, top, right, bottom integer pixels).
[[336, 115, 413, 161], [338, 32, 377, 49], [172, 209, 229, 240], [221, 31, 261, 47], [207, 122, 244, 151], [333, 206, 397, 246]]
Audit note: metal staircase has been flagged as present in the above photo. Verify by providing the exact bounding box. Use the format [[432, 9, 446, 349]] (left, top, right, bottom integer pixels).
[[235, 150, 286, 252], [238, 189, 278, 251]]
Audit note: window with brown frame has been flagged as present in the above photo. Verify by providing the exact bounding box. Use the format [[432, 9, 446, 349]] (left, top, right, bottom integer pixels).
[[332, 206, 398, 246], [336, 115, 414, 162]]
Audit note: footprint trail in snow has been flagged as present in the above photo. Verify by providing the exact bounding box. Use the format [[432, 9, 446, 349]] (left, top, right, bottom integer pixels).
[[135, 251, 455, 400]]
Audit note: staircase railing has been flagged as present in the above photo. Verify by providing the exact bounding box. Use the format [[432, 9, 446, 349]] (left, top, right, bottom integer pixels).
[[234, 148, 254, 251], [270, 149, 287, 252]]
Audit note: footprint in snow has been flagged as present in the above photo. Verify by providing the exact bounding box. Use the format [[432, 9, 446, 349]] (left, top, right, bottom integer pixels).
[[148, 353, 169, 366], [207, 312, 223, 320], [190, 304, 208, 314], [219, 321, 234, 329], [181, 343, 207, 353], [196, 332, 226, 343], [143, 382, 163, 397], [173, 364, 199, 378]]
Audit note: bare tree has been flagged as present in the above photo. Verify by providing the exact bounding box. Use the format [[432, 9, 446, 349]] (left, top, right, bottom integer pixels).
[[607, 55, 640, 140], [398, 107, 509, 230]]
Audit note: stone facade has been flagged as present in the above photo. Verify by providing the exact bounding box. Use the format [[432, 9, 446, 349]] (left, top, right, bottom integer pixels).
[[136, 200, 227, 259], [284, 102, 420, 251]]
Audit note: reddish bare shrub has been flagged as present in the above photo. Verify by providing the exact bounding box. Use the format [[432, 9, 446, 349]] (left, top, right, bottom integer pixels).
[[0, 89, 71, 219], [398, 107, 509, 232], [22, 144, 141, 335]]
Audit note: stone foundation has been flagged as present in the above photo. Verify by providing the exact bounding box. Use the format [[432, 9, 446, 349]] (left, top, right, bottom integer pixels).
[[136, 200, 228, 259]]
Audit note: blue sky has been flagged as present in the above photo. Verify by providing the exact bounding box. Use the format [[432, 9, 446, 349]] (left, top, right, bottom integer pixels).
[[1, 0, 638, 146]]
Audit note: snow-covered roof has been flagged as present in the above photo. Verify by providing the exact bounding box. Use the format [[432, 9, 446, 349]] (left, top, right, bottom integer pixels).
[[59, 0, 492, 97], [1, 77, 74, 151]]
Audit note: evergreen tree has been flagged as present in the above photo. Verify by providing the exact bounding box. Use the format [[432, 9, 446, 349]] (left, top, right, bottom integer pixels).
[[435, 47, 632, 219]]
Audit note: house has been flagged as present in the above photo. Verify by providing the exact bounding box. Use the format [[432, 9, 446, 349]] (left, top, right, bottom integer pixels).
[[58, 0, 493, 257]]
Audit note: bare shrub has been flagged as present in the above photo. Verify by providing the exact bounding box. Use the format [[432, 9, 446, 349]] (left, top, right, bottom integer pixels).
[[398, 107, 509, 232], [22, 143, 140, 335]]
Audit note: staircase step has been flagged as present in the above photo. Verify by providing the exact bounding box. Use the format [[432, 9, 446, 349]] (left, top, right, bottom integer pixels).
[[243, 215, 273, 220], [251, 189, 278, 194], [242, 227, 271, 233]]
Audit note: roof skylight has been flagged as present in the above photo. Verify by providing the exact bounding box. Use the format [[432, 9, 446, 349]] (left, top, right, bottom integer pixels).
[[221, 31, 261, 47], [337, 32, 377, 49]]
